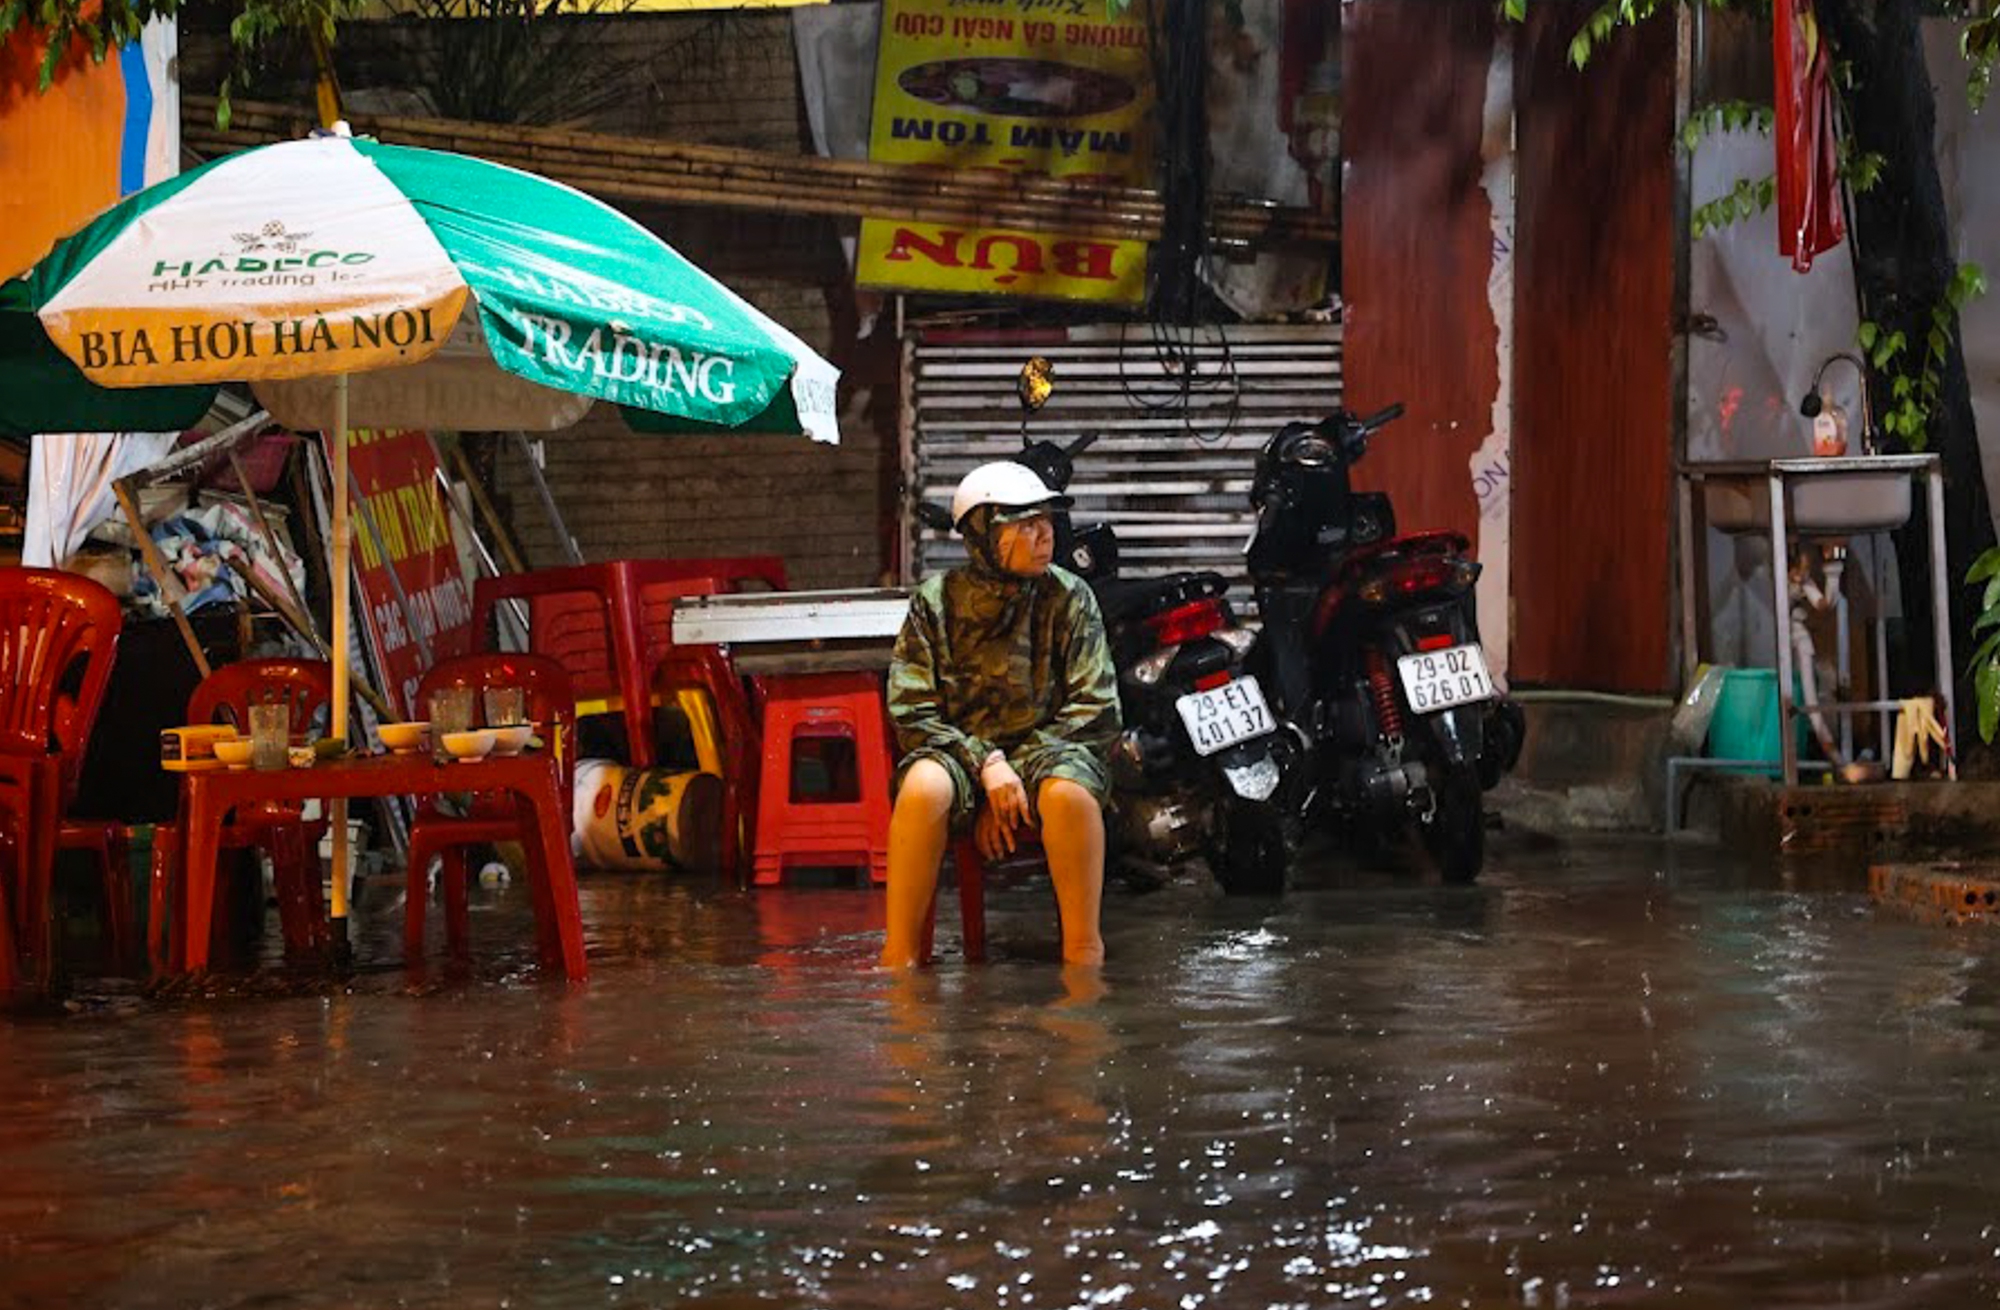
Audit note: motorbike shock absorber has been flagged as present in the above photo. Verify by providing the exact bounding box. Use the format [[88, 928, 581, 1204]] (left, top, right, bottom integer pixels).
[[1366, 649, 1406, 753]]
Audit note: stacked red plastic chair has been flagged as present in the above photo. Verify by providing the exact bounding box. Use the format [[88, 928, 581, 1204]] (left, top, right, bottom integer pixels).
[[471, 557, 782, 771], [0, 568, 124, 992]]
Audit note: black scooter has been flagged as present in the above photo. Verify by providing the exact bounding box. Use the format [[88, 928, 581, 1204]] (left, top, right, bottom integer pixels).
[[1245, 404, 1525, 885]]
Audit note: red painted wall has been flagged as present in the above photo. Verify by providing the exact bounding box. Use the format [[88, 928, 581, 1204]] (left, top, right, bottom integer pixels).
[[1339, 1, 1498, 574], [1510, 5, 1676, 691]]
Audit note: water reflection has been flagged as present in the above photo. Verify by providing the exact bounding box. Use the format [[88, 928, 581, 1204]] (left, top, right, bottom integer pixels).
[[3, 839, 2000, 1307]]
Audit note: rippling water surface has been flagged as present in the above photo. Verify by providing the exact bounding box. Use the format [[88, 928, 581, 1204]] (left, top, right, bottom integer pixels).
[[5, 839, 2000, 1309]]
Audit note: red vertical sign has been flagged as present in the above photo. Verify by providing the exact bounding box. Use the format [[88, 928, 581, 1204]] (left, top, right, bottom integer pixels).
[[330, 429, 475, 719]]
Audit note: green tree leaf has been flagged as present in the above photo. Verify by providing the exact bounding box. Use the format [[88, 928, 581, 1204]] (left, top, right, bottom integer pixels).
[[1979, 657, 2000, 744]]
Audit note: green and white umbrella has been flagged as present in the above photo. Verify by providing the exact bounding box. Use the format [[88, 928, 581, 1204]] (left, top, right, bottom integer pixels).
[[1, 128, 838, 438], [0, 126, 840, 928]]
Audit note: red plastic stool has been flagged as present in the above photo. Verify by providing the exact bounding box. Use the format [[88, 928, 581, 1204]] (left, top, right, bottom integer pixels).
[[922, 837, 991, 964], [751, 671, 894, 887], [920, 836, 1062, 964]]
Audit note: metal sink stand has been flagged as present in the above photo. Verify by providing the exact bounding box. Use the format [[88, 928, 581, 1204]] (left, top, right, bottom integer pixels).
[[1676, 454, 1949, 790]]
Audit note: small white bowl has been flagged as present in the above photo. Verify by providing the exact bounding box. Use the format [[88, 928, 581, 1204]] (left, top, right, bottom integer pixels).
[[441, 729, 497, 762], [488, 724, 534, 757], [377, 721, 431, 754], [212, 738, 255, 770]]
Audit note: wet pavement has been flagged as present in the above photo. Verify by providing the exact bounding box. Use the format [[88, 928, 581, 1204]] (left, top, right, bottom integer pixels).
[[5, 835, 2000, 1309]]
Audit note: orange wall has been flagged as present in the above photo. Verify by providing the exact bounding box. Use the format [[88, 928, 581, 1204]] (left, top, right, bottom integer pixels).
[[0, 23, 136, 280]]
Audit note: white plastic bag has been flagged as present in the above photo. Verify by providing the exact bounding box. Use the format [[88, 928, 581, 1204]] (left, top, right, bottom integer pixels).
[[1669, 663, 1728, 754]]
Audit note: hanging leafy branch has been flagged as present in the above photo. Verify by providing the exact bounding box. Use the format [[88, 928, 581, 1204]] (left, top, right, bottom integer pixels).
[[1692, 174, 1775, 237], [1865, 262, 1988, 448], [0, 0, 183, 88], [1966, 541, 2000, 740], [3, 0, 363, 127], [1682, 99, 1773, 151], [1965, 12, 2000, 108]]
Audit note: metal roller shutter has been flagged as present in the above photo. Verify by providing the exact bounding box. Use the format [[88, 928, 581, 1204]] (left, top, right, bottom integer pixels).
[[902, 323, 1343, 612]]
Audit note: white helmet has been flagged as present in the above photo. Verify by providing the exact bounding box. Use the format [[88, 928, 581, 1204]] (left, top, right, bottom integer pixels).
[[950, 461, 1070, 531]]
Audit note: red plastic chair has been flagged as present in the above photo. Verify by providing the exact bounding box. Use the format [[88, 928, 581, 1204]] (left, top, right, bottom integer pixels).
[[626, 556, 787, 676], [651, 647, 760, 882], [149, 659, 333, 973], [471, 557, 786, 769], [403, 653, 578, 964], [0, 568, 123, 991]]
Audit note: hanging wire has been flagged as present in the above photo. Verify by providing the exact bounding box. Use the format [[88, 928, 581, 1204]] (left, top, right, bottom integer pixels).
[[1120, 0, 1243, 447]]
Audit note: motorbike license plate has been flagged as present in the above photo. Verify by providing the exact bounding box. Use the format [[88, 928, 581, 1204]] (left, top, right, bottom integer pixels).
[[1175, 676, 1276, 757], [1396, 643, 1496, 713]]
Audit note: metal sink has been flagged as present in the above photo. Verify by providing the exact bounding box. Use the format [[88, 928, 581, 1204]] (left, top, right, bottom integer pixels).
[[1702, 462, 1915, 536]]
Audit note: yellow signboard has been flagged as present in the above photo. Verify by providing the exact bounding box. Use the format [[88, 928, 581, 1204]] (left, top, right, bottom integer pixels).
[[621, 0, 827, 8], [856, 0, 1153, 304]]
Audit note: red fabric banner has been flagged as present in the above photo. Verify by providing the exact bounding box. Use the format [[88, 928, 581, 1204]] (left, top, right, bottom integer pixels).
[[324, 429, 475, 718], [1773, 0, 1845, 272]]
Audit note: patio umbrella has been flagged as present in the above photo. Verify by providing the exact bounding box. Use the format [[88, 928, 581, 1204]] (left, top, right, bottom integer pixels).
[[0, 125, 840, 928]]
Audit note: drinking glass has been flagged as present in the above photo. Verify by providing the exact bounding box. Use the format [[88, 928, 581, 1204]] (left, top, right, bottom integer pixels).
[[430, 686, 476, 738], [483, 685, 527, 727], [248, 702, 290, 772]]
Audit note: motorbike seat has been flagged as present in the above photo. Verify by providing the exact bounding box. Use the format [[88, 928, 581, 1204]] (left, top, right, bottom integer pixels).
[[1330, 529, 1470, 585], [1092, 571, 1227, 623]]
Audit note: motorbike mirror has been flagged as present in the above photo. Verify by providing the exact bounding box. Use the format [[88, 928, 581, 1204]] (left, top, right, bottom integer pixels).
[[1359, 402, 1406, 433], [915, 501, 957, 533], [1017, 356, 1055, 413]]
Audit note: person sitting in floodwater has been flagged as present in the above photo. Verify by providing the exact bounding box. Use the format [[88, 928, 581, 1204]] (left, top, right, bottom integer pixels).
[[879, 461, 1121, 968]]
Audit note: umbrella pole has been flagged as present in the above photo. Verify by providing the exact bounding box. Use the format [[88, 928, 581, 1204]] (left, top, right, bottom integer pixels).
[[329, 374, 354, 958]]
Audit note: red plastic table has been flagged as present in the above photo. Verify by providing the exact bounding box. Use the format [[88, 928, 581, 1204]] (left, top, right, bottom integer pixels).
[[166, 752, 586, 981]]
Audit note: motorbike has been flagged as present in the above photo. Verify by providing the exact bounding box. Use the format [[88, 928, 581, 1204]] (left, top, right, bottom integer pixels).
[[912, 361, 1294, 891], [1244, 403, 1525, 885]]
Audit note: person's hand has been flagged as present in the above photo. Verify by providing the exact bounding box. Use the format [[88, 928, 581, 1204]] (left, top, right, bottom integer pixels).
[[975, 804, 1015, 862], [980, 753, 1030, 836]]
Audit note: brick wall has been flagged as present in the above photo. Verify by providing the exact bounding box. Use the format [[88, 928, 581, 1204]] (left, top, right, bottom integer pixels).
[[486, 195, 899, 590]]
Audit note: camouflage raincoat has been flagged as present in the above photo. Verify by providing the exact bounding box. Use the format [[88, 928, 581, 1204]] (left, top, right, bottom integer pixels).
[[887, 509, 1121, 823]]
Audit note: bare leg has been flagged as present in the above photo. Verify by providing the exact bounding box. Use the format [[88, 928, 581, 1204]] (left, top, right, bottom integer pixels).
[[881, 759, 956, 967], [1037, 779, 1105, 967]]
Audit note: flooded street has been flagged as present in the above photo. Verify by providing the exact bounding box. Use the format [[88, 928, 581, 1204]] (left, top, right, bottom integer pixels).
[[5, 837, 2000, 1309]]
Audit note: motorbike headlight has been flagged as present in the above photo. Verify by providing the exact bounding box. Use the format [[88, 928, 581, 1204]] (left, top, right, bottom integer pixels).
[[1130, 645, 1178, 686], [1287, 436, 1336, 467]]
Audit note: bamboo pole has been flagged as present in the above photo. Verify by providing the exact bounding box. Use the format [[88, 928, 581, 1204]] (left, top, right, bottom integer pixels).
[[124, 409, 271, 491], [229, 448, 318, 641], [443, 440, 528, 574], [197, 100, 1317, 233], [111, 478, 211, 680], [329, 376, 352, 930], [182, 98, 1337, 249]]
